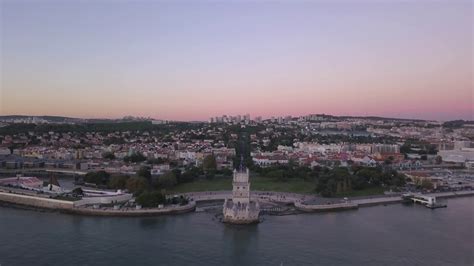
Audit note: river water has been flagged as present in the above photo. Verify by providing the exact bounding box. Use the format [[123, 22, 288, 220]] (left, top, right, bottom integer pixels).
[[0, 197, 472, 266]]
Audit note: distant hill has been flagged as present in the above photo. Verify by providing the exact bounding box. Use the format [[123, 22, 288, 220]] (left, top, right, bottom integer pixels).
[[0, 115, 84, 122], [442, 120, 474, 128], [338, 115, 430, 122], [303, 114, 430, 122], [0, 115, 149, 124]]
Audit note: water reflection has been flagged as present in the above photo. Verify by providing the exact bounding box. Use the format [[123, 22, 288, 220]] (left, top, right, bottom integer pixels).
[[0, 198, 472, 266], [223, 223, 259, 263], [139, 217, 167, 229]]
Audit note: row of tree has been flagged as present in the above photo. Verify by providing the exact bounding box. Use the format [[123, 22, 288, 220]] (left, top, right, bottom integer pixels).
[[315, 166, 406, 197], [252, 163, 406, 197], [81, 154, 230, 207]]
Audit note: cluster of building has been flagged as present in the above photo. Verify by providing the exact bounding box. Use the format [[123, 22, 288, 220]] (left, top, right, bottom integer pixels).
[[0, 122, 242, 175], [251, 142, 416, 170], [209, 114, 252, 124], [0, 114, 473, 179]]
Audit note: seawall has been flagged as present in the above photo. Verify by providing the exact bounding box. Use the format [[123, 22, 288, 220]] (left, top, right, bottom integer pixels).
[[0, 189, 196, 217], [0, 191, 74, 210], [297, 190, 474, 212], [295, 201, 359, 212], [1, 188, 472, 216], [68, 201, 196, 217]]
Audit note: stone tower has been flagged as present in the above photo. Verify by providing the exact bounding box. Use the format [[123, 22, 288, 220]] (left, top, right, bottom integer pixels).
[[223, 167, 260, 224], [232, 168, 251, 204]]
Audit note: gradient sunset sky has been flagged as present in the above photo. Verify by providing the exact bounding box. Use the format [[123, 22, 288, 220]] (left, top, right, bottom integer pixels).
[[1, 0, 472, 121]]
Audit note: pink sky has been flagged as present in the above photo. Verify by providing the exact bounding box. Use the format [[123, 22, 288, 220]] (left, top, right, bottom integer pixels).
[[1, 1, 472, 121]]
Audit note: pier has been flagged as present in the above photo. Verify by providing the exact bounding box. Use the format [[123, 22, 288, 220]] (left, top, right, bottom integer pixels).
[[402, 193, 447, 209]]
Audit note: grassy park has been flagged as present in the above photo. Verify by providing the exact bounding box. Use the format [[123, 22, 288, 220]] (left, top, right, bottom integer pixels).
[[168, 176, 317, 194], [80, 163, 402, 198], [168, 176, 387, 197], [335, 186, 386, 197]]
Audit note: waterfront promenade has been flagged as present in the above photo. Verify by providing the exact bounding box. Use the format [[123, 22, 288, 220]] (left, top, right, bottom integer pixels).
[[1, 185, 473, 216], [70, 202, 196, 216], [0, 187, 196, 216], [182, 190, 474, 212]]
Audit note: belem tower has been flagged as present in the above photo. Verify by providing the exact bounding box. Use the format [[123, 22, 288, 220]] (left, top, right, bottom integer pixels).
[[223, 167, 260, 224]]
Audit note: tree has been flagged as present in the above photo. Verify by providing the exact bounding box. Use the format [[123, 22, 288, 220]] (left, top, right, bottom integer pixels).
[[102, 151, 116, 160], [421, 178, 434, 190], [220, 168, 233, 177], [124, 152, 146, 163], [108, 175, 129, 189], [179, 171, 195, 184], [84, 171, 110, 185], [413, 177, 423, 187], [158, 172, 177, 188], [72, 187, 84, 196], [178, 167, 200, 184], [137, 166, 152, 182], [136, 191, 166, 207], [126, 177, 148, 195], [147, 158, 165, 164], [202, 155, 217, 172], [384, 156, 394, 165], [316, 167, 382, 197]]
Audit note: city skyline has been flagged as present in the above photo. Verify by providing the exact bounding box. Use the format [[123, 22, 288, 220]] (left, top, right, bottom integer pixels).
[[1, 0, 472, 121]]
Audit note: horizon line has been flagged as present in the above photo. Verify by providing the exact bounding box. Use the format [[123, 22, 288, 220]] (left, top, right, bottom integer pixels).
[[1, 113, 471, 123]]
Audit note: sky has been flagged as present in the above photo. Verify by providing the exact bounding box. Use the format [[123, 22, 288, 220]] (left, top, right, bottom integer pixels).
[[0, 0, 472, 121]]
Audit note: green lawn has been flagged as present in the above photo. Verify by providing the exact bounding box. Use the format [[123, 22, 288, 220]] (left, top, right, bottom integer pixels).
[[335, 186, 386, 197], [168, 178, 232, 193], [168, 176, 317, 194], [251, 177, 316, 193], [168, 177, 387, 197]]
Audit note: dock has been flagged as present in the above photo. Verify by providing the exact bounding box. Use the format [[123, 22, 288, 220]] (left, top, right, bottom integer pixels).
[[402, 193, 447, 209]]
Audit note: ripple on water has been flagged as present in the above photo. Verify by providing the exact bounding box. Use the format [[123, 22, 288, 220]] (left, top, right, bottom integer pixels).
[[0, 197, 472, 266]]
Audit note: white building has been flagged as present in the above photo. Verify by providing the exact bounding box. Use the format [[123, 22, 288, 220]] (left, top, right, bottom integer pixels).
[[0, 148, 11, 155], [438, 149, 474, 164]]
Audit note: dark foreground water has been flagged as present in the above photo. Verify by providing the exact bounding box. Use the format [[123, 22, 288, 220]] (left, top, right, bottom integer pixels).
[[0, 198, 473, 266]]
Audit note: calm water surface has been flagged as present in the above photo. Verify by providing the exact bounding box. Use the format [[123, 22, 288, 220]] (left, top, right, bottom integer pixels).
[[0, 197, 473, 266]]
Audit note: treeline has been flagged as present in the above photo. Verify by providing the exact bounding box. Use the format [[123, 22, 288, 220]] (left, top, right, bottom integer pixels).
[[315, 166, 405, 197], [82, 169, 184, 207], [0, 121, 205, 135], [82, 155, 231, 207], [252, 162, 317, 182], [442, 120, 474, 128], [252, 163, 406, 197]]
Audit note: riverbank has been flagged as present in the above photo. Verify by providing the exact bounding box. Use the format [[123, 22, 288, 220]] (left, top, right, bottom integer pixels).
[[68, 202, 196, 217], [183, 190, 474, 213], [0, 191, 74, 210], [0, 188, 196, 217], [1, 186, 473, 216], [2, 197, 473, 266], [295, 190, 474, 212]]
